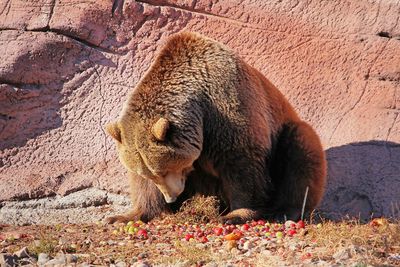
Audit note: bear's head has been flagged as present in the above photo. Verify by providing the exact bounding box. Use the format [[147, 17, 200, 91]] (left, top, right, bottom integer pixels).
[[106, 116, 202, 203]]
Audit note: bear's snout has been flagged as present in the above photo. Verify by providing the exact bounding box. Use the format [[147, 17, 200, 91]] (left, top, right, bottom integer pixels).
[[154, 171, 186, 203]]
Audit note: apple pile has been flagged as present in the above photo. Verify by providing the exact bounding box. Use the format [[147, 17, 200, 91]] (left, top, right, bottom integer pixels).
[[113, 219, 307, 243]]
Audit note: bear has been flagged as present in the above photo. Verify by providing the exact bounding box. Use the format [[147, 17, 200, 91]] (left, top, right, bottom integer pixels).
[[105, 32, 327, 224]]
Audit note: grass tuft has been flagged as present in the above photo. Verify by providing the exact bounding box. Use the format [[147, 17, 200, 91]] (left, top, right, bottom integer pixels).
[[27, 233, 57, 257], [169, 195, 220, 224]]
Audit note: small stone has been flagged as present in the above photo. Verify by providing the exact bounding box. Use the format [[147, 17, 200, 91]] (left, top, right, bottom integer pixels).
[[0, 254, 18, 267], [37, 253, 50, 265], [44, 254, 66, 266], [243, 240, 253, 250], [107, 240, 117, 245], [131, 261, 150, 267], [115, 261, 127, 267], [315, 260, 329, 266], [244, 250, 253, 257], [65, 254, 78, 264], [259, 239, 272, 247], [14, 247, 30, 258], [137, 252, 148, 259], [333, 247, 351, 261], [58, 238, 68, 245]]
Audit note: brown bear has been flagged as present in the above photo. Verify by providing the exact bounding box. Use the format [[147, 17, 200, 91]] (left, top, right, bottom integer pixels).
[[105, 32, 327, 224]]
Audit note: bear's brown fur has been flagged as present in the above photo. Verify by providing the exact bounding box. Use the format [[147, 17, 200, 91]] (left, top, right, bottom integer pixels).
[[105, 32, 327, 224]]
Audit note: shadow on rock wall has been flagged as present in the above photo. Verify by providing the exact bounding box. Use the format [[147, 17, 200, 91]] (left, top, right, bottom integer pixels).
[[320, 140, 400, 221], [0, 31, 116, 151]]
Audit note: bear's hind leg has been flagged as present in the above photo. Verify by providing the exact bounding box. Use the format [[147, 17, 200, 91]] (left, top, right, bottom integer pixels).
[[218, 160, 273, 224], [271, 121, 327, 221]]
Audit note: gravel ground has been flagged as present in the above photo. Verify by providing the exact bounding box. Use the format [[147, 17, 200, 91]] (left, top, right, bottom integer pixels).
[[1, 194, 399, 266], [1, 218, 399, 266]]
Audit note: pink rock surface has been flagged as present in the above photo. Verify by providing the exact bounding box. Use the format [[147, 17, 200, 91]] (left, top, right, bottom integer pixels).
[[0, 0, 399, 220]]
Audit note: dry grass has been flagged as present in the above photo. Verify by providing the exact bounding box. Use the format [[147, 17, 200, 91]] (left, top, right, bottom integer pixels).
[[304, 218, 400, 264], [27, 233, 57, 257], [166, 195, 220, 225], [155, 240, 216, 266]]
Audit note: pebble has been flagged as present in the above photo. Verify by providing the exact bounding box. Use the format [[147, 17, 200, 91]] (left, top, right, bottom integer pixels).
[[0, 253, 17, 267], [137, 252, 148, 259], [58, 238, 68, 245], [243, 240, 253, 250], [44, 258, 66, 266], [14, 247, 30, 258], [131, 261, 150, 267], [332, 247, 351, 261], [107, 240, 117, 245], [244, 250, 253, 257], [38, 253, 50, 265], [65, 254, 78, 264], [115, 261, 127, 267]]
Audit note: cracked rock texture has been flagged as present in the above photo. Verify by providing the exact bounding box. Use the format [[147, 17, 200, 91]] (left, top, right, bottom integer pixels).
[[0, 0, 399, 223], [0, 188, 131, 225]]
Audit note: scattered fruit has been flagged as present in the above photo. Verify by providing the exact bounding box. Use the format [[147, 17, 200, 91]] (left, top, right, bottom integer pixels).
[[213, 227, 223, 236], [370, 218, 388, 227], [137, 229, 148, 238], [276, 231, 284, 239], [241, 224, 250, 231], [184, 234, 194, 241], [296, 220, 305, 229], [200, 236, 209, 243], [224, 232, 242, 241], [287, 229, 297, 237]]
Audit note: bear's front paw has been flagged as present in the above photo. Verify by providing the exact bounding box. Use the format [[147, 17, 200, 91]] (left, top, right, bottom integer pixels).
[[220, 215, 247, 225], [104, 213, 136, 224], [220, 208, 261, 225]]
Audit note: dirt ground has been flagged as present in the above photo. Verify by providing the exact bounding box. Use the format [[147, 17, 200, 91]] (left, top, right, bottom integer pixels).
[[1, 197, 399, 267]]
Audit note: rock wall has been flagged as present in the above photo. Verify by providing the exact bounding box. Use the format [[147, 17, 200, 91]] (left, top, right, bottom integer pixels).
[[1, 0, 399, 221]]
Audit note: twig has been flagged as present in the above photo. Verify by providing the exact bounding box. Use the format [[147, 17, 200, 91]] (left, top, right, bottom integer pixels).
[[301, 186, 309, 221]]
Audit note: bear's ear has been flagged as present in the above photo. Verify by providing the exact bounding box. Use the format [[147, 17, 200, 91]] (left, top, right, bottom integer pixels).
[[151, 117, 170, 141], [105, 122, 122, 143]]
